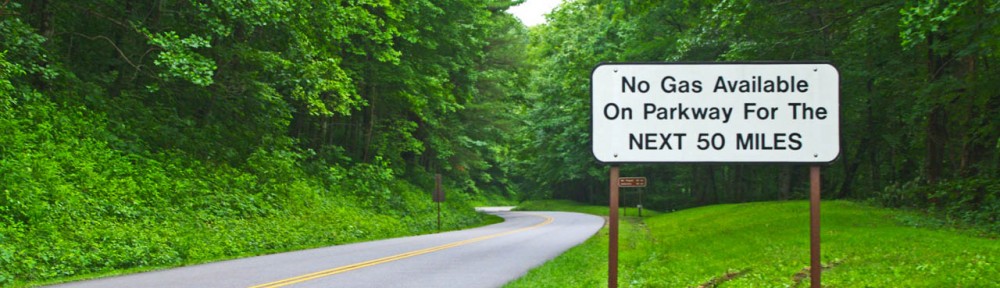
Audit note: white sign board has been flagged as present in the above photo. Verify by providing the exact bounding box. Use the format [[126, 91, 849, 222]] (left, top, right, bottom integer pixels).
[[591, 63, 839, 163]]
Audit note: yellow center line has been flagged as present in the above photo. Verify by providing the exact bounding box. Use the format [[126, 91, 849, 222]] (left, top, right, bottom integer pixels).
[[249, 213, 554, 288]]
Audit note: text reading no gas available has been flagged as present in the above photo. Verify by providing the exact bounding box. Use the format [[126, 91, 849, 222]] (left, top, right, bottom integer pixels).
[[591, 63, 840, 163]]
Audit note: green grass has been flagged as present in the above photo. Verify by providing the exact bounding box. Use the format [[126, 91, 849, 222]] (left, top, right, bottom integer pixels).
[[508, 200, 1000, 287]]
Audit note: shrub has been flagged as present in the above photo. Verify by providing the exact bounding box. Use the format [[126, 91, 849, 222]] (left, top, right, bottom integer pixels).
[[877, 178, 1000, 234]]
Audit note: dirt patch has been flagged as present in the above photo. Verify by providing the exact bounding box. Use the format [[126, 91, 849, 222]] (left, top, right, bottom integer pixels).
[[790, 259, 843, 287], [697, 269, 750, 288]]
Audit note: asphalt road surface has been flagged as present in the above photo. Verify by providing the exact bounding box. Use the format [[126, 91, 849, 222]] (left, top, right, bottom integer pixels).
[[51, 209, 604, 288]]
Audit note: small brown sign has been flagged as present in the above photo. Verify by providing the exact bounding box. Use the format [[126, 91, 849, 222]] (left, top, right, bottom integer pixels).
[[433, 174, 445, 202], [618, 177, 647, 187]]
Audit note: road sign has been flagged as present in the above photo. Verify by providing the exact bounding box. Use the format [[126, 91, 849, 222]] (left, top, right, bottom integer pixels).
[[591, 63, 840, 163], [434, 173, 444, 231], [433, 174, 445, 202], [618, 177, 646, 187]]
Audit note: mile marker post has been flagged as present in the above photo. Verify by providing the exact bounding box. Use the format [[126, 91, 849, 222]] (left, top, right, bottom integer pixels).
[[434, 173, 443, 231], [638, 188, 643, 217], [609, 166, 619, 288], [810, 166, 821, 287]]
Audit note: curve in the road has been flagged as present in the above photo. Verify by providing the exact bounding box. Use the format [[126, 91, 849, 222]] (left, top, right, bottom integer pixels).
[[250, 213, 555, 288], [48, 210, 604, 288]]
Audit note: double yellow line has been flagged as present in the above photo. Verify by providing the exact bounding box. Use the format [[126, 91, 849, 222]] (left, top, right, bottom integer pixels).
[[250, 214, 554, 288]]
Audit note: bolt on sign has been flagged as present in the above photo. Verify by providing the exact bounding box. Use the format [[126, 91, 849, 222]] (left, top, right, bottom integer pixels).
[[591, 63, 840, 164], [618, 177, 647, 187]]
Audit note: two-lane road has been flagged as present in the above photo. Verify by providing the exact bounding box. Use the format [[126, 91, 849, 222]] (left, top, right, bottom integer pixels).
[[52, 209, 604, 288]]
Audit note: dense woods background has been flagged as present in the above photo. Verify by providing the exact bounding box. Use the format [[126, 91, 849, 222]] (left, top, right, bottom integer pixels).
[[517, 0, 999, 227], [0, 0, 998, 285]]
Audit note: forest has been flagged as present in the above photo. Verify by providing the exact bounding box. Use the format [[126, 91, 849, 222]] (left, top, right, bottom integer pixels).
[[518, 0, 999, 225], [0, 0, 997, 285]]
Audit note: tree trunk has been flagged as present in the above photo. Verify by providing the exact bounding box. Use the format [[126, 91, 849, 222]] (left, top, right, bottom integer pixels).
[[778, 166, 792, 200], [693, 167, 706, 204], [924, 34, 947, 184], [958, 56, 980, 177], [706, 166, 718, 204], [26, 0, 51, 91], [838, 77, 878, 198], [732, 165, 744, 202]]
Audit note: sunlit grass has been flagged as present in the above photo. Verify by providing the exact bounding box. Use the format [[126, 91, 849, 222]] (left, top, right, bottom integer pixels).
[[508, 200, 999, 287]]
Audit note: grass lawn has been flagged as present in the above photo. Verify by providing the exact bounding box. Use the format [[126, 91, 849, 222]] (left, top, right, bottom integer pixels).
[[507, 200, 999, 287]]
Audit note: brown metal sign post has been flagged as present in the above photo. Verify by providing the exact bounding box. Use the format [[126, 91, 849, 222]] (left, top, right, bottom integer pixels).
[[608, 166, 619, 288], [810, 166, 821, 287], [434, 174, 444, 231], [617, 177, 646, 217], [638, 188, 643, 217]]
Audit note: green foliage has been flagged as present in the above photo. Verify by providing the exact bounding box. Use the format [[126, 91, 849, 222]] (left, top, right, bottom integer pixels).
[[0, 51, 21, 110], [878, 177, 1000, 234], [508, 201, 1000, 287], [0, 0, 525, 285], [0, 103, 490, 285], [146, 31, 216, 86], [0, 15, 49, 80]]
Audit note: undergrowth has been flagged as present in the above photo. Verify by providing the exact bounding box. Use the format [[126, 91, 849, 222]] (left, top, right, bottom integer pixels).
[[876, 177, 1000, 235], [0, 94, 489, 286]]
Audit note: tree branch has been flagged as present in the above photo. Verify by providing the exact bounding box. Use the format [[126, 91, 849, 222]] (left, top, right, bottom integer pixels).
[[72, 32, 144, 71], [67, 2, 147, 37], [0, 0, 11, 16], [799, 1, 894, 35]]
